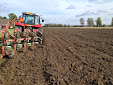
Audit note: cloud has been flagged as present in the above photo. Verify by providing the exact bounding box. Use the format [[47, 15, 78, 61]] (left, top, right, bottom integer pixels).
[[88, 0, 113, 3], [66, 5, 76, 9], [109, 13, 113, 15], [0, 3, 9, 12], [97, 10, 108, 13], [89, 0, 105, 2], [86, 5, 92, 7], [75, 11, 99, 17], [75, 9, 108, 17]]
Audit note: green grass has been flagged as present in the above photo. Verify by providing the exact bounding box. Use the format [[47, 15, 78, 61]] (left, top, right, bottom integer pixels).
[[9, 29, 14, 35], [0, 29, 14, 41]]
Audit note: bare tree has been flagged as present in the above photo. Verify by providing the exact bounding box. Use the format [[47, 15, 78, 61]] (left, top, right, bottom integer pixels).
[[80, 18, 85, 27], [87, 18, 94, 27]]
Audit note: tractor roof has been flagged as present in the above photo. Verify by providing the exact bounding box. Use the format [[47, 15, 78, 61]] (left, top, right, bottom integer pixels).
[[22, 12, 38, 16]]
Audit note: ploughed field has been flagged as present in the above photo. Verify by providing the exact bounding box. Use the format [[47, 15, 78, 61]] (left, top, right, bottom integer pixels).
[[0, 28, 113, 85]]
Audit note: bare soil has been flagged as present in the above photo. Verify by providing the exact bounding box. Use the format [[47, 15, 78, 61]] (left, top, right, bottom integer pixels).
[[0, 28, 113, 85]]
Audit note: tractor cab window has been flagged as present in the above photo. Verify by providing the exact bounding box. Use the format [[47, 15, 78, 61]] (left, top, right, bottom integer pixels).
[[35, 16, 39, 25], [0, 26, 2, 30], [24, 15, 35, 25], [22, 15, 25, 21]]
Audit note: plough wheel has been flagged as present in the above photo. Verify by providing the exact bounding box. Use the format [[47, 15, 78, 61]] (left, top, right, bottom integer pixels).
[[5, 49, 15, 58]]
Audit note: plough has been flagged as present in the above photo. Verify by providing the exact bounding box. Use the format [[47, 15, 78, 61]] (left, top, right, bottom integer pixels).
[[0, 12, 44, 58]]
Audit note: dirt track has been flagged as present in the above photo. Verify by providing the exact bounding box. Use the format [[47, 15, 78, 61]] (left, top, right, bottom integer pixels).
[[0, 28, 113, 85]]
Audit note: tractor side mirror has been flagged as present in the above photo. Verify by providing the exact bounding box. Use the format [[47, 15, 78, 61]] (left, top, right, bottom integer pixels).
[[42, 19, 44, 22]]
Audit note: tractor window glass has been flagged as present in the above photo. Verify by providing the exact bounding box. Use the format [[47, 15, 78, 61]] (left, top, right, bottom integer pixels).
[[35, 16, 39, 25], [23, 15, 25, 21], [25, 15, 34, 25], [0, 26, 2, 30]]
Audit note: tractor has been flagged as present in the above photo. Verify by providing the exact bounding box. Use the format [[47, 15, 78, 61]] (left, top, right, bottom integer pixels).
[[0, 12, 44, 58], [14, 12, 44, 44]]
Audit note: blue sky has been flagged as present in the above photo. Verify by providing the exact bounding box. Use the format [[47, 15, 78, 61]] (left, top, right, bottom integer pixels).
[[0, 0, 113, 25]]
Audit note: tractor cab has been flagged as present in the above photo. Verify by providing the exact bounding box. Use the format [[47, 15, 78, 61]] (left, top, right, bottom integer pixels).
[[19, 12, 44, 25], [14, 12, 44, 44], [14, 12, 44, 33]]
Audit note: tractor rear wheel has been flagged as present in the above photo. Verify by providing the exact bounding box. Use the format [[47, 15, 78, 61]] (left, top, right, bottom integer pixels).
[[14, 26, 23, 38], [37, 28, 44, 44]]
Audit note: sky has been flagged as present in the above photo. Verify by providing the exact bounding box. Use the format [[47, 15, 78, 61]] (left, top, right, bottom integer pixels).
[[0, 0, 113, 25]]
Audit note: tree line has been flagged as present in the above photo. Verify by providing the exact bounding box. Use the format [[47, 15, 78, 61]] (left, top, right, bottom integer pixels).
[[44, 23, 71, 27], [44, 17, 113, 27], [80, 17, 113, 27]]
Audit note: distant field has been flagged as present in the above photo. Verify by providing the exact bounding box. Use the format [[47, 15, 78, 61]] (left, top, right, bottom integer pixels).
[[44, 27, 113, 29]]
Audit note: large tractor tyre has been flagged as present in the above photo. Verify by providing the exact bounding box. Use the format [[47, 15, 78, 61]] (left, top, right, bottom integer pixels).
[[14, 26, 23, 38], [15, 26, 22, 31], [26, 26, 34, 37], [37, 28, 43, 37], [37, 28, 43, 44], [42, 33, 45, 45]]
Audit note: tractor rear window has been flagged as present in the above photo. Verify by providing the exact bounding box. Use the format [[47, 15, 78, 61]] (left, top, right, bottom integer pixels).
[[25, 15, 34, 25], [35, 16, 39, 25]]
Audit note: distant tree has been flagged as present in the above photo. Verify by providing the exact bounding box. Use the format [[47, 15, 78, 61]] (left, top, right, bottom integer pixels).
[[64, 24, 68, 27], [48, 23, 52, 27], [102, 24, 106, 27], [61, 24, 64, 27], [44, 23, 65, 27], [80, 18, 84, 27], [0, 16, 2, 19], [44, 24, 49, 27], [87, 18, 94, 27], [68, 25, 71, 27], [73, 25, 79, 27], [96, 17, 102, 27], [93, 24, 96, 27], [58, 24, 63, 27], [2, 16, 7, 19], [53, 24, 58, 27], [8, 13, 17, 21], [0, 16, 7, 19], [111, 18, 113, 27]]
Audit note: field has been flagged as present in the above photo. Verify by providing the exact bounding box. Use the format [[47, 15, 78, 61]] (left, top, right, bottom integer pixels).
[[0, 27, 113, 85]]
